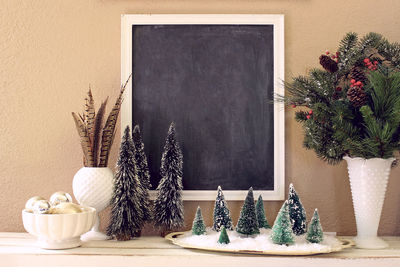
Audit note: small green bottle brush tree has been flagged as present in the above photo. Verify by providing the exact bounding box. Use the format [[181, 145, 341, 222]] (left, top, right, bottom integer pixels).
[[278, 32, 400, 164]]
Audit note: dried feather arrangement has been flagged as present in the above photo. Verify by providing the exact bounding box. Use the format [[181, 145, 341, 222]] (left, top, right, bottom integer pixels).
[[72, 74, 132, 167]]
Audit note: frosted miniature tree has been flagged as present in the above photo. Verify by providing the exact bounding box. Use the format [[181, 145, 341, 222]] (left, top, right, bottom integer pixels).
[[192, 206, 206, 235], [236, 187, 260, 236], [154, 123, 184, 234], [288, 183, 307, 235], [255, 195, 271, 229], [271, 200, 294, 245], [306, 209, 324, 243], [212, 186, 234, 231], [132, 125, 152, 224], [107, 126, 144, 241], [218, 226, 230, 244]]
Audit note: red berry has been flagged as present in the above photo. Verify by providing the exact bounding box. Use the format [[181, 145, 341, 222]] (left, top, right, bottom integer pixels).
[[309, 110, 313, 115], [306, 115, 311, 119], [336, 51, 340, 56], [364, 58, 370, 63], [374, 61, 378, 65], [326, 51, 330, 55], [351, 79, 356, 84], [291, 104, 296, 108], [331, 55, 336, 59], [336, 87, 342, 91], [356, 81, 362, 86], [368, 66, 373, 69]]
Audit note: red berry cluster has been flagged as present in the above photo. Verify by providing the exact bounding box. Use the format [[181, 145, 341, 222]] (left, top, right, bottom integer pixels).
[[364, 58, 378, 70], [325, 51, 340, 62], [306, 110, 313, 120], [350, 79, 363, 88]]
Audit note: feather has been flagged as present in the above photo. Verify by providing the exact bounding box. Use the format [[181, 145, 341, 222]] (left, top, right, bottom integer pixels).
[[72, 112, 94, 167], [92, 97, 108, 167], [98, 74, 132, 167], [86, 87, 96, 147]]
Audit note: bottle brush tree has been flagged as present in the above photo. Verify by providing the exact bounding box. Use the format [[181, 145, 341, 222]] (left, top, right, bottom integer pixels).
[[306, 209, 324, 243], [212, 186, 233, 231], [255, 195, 271, 229], [271, 200, 294, 245], [218, 226, 230, 244], [132, 125, 152, 224], [288, 183, 307, 235], [107, 126, 144, 241], [154, 123, 184, 235], [192, 206, 206, 235], [236, 187, 260, 236]]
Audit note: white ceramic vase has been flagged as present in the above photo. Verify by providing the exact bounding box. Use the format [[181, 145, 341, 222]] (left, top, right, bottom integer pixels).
[[344, 156, 394, 249], [72, 167, 114, 241]]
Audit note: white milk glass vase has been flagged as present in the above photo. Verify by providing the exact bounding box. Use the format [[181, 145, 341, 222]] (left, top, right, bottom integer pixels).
[[72, 167, 114, 241], [344, 156, 394, 249]]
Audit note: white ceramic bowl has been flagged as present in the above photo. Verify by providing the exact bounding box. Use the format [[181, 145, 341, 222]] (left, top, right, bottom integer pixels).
[[22, 206, 96, 249]]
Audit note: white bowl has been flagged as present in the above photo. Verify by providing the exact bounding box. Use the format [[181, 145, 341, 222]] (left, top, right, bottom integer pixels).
[[22, 207, 96, 249]]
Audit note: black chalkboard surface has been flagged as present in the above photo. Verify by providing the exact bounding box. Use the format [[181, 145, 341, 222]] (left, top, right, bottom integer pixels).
[[132, 25, 275, 191]]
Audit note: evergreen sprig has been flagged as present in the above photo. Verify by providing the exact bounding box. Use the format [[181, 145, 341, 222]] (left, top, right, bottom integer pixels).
[[282, 32, 400, 164]]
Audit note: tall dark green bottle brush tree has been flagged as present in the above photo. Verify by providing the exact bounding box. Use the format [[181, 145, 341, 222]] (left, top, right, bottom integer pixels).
[[255, 195, 271, 229], [212, 186, 234, 231], [107, 126, 144, 241], [154, 123, 184, 236], [132, 125, 152, 227], [278, 32, 400, 164], [236, 187, 260, 236]]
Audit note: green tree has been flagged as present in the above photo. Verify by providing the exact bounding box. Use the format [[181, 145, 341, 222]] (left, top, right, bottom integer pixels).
[[192, 206, 206, 235], [255, 195, 271, 229], [271, 201, 294, 245], [288, 184, 307, 235], [218, 226, 230, 244], [306, 209, 324, 243], [107, 126, 144, 241], [154, 123, 184, 234], [212, 186, 233, 231], [236, 187, 260, 236], [132, 125, 152, 224]]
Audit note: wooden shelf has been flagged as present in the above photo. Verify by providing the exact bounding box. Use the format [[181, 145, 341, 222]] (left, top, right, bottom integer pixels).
[[1, 233, 400, 267]]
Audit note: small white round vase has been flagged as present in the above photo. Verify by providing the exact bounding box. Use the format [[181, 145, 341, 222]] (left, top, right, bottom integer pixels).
[[73, 167, 114, 241], [344, 156, 394, 249]]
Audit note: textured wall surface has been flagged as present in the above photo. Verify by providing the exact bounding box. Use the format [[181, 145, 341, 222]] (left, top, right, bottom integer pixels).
[[0, 0, 399, 236]]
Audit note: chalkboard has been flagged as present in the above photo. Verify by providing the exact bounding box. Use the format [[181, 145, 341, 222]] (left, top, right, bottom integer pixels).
[[121, 15, 285, 200]]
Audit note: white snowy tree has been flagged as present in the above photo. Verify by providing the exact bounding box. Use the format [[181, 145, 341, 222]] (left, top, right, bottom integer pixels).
[[107, 126, 144, 241], [132, 125, 152, 224], [153, 122, 184, 235], [288, 183, 307, 235], [212, 186, 233, 231]]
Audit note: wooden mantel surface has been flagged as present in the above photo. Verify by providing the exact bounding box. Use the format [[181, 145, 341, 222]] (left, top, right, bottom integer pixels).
[[1, 233, 400, 267]]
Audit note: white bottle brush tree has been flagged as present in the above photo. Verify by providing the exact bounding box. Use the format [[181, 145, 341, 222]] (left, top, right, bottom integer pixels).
[[154, 122, 184, 236], [132, 125, 152, 234], [212, 186, 234, 232], [107, 126, 144, 241]]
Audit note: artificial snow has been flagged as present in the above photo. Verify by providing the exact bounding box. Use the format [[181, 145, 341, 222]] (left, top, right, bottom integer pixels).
[[177, 228, 342, 254]]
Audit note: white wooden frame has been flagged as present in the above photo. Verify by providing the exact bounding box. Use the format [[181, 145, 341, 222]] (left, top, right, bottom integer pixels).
[[121, 14, 285, 201]]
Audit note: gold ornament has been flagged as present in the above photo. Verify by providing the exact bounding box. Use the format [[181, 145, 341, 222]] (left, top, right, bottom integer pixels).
[[49, 203, 83, 214]]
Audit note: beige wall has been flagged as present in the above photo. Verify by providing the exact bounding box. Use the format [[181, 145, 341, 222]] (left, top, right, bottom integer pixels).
[[1, 0, 399, 236]]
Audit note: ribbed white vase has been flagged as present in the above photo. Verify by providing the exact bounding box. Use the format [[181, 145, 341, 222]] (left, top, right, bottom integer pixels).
[[344, 156, 394, 249], [72, 167, 114, 241]]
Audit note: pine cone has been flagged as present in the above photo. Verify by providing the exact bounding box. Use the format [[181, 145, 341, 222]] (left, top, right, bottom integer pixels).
[[350, 66, 367, 85], [347, 86, 367, 107], [319, 55, 338, 73]]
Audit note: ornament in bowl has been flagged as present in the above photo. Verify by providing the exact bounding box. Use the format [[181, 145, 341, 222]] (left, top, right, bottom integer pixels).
[[22, 192, 96, 249], [71, 75, 131, 241]]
